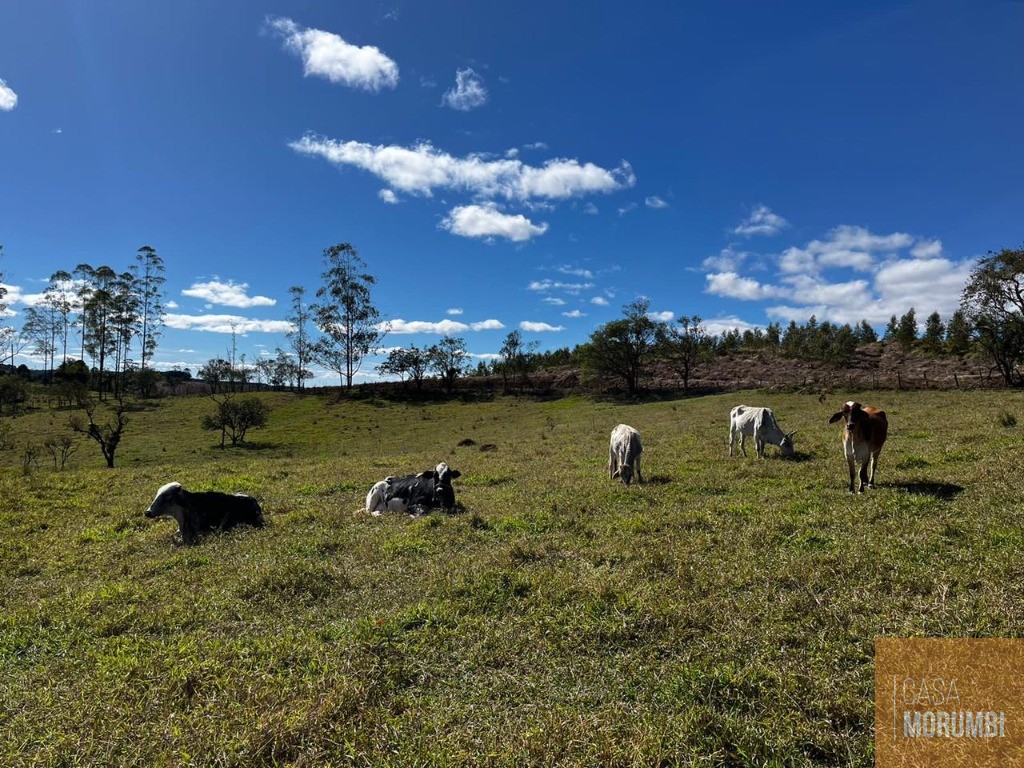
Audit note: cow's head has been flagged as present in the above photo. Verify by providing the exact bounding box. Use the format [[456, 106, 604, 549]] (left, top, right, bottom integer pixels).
[[828, 401, 861, 432], [420, 464, 462, 511], [779, 431, 797, 457], [146, 481, 187, 520], [613, 464, 634, 485]]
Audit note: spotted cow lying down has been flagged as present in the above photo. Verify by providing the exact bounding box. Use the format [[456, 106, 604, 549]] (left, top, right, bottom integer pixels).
[[365, 463, 461, 516]]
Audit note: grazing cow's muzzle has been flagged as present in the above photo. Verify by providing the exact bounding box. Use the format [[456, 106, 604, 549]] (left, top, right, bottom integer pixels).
[[145, 506, 158, 518]]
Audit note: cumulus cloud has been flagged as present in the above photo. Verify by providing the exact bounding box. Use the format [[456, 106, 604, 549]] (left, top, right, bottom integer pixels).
[[165, 314, 293, 334], [590, 296, 610, 306], [441, 67, 488, 111], [734, 205, 789, 237], [645, 196, 669, 210], [542, 297, 566, 305], [378, 188, 399, 204], [555, 265, 594, 279], [520, 321, 564, 332], [182, 280, 276, 308], [704, 224, 974, 325], [705, 272, 783, 301], [442, 203, 548, 242], [446, 307, 463, 315], [562, 309, 586, 318], [382, 318, 504, 334], [267, 16, 399, 91], [618, 202, 638, 216], [0, 78, 17, 111], [647, 310, 674, 322], [289, 135, 635, 201], [701, 246, 751, 273]]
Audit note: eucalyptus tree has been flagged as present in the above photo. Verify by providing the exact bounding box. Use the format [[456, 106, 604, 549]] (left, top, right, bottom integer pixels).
[[286, 285, 313, 391], [131, 246, 166, 372], [312, 243, 385, 389]]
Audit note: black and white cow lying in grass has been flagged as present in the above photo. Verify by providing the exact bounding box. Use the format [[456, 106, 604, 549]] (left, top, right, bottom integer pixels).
[[365, 463, 462, 516], [145, 482, 265, 544]]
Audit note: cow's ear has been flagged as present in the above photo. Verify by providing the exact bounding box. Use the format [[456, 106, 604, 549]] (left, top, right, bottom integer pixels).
[[448, 470, 461, 479], [828, 412, 844, 424]]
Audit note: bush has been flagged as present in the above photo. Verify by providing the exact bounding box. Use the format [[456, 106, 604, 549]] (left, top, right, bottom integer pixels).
[[202, 396, 271, 447]]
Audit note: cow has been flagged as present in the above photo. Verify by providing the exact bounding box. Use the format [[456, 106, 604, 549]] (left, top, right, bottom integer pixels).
[[608, 424, 643, 485], [828, 401, 888, 493], [145, 482, 265, 544], [728, 405, 796, 459], [365, 462, 462, 516]]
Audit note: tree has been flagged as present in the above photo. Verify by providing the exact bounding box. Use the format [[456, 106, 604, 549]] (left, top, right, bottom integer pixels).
[[70, 393, 129, 468], [312, 243, 385, 389], [201, 395, 271, 447], [429, 336, 469, 394], [895, 308, 918, 347], [884, 315, 899, 342], [286, 286, 313, 391], [857, 320, 878, 344], [379, 346, 430, 390], [497, 330, 539, 393], [579, 299, 661, 396], [198, 358, 232, 393], [945, 309, 973, 357], [921, 312, 945, 355], [662, 315, 708, 393], [43, 271, 76, 367], [132, 246, 166, 374], [962, 246, 1024, 386]]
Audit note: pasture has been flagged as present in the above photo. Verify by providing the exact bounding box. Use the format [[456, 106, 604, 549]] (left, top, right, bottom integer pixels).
[[1, 388, 1022, 767]]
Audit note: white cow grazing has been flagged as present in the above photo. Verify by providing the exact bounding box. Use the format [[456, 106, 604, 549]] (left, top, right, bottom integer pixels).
[[728, 405, 796, 458], [608, 424, 643, 485]]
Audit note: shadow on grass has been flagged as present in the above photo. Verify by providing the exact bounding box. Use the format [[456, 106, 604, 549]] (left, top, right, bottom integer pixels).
[[786, 451, 815, 463], [886, 481, 965, 500]]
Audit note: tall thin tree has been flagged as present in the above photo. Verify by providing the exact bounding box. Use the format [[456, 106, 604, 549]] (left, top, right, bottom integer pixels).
[[286, 285, 313, 391], [312, 243, 385, 389], [131, 246, 166, 372]]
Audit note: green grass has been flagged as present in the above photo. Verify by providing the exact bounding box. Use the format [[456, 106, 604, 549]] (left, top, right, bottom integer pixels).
[[1, 388, 1023, 766]]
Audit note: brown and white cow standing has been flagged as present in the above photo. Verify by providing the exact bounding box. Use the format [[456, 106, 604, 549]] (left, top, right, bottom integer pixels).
[[828, 401, 888, 493]]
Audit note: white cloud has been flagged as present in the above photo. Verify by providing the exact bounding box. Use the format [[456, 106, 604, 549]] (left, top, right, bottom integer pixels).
[[705, 272, 782, 301], [267, 16, 399, 91], [590, 296, 610, 306], [910, 238, 943, 258], [528, 279, 594, 294], [446, 307, 463, 315], [166, 300, 179, 309], [382, 318, 504, 335], [469, 352, 502, 360], [379, 188, 399, 204], [703, 316, 763, 336], [734, 205, 789, 237], [780, 225, 913, 275], [442, 203, 548, 242], [562, 309, 585, 318], [647, 310, 674, 322], [702, 246, 750, 272], [618, 202, 638, 215], [523, 142, 549, 151], [583, 202, 599, 215], [0, 78, 17, 111], [520, 321, 564, 332], [290, 135, 635, 201], [182, 280, 276, 308], [441, 68, 488, 111], [542, 297, 566, 305], [645, 196, 669, 210], [555, 265, 594, 279], [164, 314, 293, 334]]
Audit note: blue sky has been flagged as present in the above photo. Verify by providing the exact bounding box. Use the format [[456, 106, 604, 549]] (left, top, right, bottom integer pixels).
[[2, 1, 1022, 380]]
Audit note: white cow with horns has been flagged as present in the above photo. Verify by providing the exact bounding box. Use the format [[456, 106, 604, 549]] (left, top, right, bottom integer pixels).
[[728, 405, 796, 459]]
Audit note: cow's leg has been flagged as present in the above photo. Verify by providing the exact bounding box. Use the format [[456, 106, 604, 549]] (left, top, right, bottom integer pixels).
[[740, 434, 747, 457], [858, 460, 869, 493], [728, 427, 734, 457], [756, 437, 765, 459], [635, 456, 643, 484], [868, 450, 881, 488], [847, 458, 857, 493], [608, 448, 617, 479]]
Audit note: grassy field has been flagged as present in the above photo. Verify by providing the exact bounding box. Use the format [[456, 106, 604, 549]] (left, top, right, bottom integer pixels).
[[1, 387, 1023, 767]]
